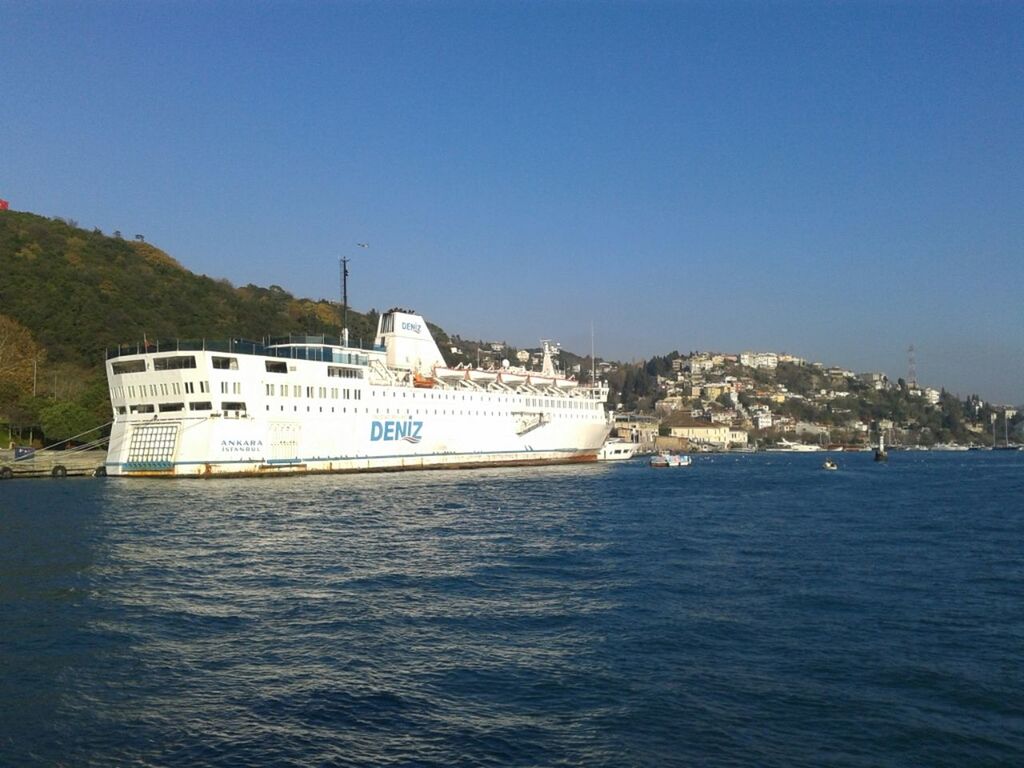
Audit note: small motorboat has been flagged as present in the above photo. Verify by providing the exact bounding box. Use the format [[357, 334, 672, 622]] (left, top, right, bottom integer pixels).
[[597, 438, 637, 461], [822, 458, 838, 471], [650, 452, 692, 468]]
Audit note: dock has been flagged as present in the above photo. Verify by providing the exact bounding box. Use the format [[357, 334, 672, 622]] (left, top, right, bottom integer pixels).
[[0, 448, 107, 480]]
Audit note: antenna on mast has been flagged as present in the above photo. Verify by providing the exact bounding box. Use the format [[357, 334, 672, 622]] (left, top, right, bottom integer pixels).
[[591, 321, 596, 388], [339, 243, 368, 348], [340, 257, 350, 347]]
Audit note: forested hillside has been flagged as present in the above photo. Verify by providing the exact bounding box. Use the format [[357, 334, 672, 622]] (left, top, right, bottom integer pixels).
[[0, 210, 385, 363]]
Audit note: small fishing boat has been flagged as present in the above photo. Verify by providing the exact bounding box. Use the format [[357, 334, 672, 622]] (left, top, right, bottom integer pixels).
[[650, 452, 692, 468], [822, 458, 838, 471]]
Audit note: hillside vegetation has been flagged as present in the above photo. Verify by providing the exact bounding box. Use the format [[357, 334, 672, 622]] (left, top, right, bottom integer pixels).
[[0, 211, 386, 363]]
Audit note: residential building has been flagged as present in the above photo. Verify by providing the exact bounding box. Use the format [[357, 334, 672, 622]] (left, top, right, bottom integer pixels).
[[613, 414, 660, 447], [728, 428, 749, 447], [794, 421, 829, 438], [857, 372, 889, 390], [663, 414, 732, 448], [689, 356, 716, 374], [826, 367, 855, 379], [702, 382, 732, 399], [739, 351, 779, 370], [656, 396, 688, 414]]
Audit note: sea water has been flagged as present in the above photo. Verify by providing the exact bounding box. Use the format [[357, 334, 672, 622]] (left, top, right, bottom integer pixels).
[[1, 451, 1022, 767]]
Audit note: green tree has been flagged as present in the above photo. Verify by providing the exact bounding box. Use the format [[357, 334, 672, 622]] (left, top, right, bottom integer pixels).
[[39, 401, 95, 444], [0, 314, 45, 414]]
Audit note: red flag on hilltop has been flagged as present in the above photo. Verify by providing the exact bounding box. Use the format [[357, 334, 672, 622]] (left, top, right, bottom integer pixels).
[[0, 200, 9, 211]]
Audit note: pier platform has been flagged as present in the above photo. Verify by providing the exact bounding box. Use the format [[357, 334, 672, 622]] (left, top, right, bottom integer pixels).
[[0, 449, 107, 480]]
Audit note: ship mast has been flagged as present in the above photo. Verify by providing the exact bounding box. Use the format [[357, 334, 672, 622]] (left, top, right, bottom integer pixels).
[[591, 321, 595, 389], [339, 256, 350, 347]]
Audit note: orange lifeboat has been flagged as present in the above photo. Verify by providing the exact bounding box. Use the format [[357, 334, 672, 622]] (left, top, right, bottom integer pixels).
[[413, 373, 436, 389]]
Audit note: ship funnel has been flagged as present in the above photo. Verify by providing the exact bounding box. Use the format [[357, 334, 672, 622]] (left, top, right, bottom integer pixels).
[[374, 308, 446, 374]]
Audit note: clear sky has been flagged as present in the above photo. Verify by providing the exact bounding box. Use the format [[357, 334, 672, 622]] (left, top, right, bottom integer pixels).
[[3, 1, 1022, 403]]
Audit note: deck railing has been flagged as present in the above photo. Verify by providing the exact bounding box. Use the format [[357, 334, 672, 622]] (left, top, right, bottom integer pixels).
[[107, 336, 384, 362]]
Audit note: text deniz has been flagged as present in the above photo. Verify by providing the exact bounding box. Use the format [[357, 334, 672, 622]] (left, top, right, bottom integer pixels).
[[401, 321, 422, 334], [370, 420, 423, 443]]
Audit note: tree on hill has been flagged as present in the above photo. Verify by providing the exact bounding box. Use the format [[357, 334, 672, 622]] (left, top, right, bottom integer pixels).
[[644, 351, 680, 378], [774, 362, 809, 395], [39, 400, 96, 444], [0, 314, 45, 417]]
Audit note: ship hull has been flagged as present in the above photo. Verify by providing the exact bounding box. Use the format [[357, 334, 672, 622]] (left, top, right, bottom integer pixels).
[[106, 449, 603, 478], [104, 414, 609, 477]]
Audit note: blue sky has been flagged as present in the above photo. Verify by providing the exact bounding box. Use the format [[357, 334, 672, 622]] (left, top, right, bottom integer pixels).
[[3, 1, 1022, 403]]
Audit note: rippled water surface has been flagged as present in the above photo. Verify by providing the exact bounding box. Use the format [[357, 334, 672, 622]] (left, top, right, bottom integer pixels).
[[2, 452, 1023, 766]]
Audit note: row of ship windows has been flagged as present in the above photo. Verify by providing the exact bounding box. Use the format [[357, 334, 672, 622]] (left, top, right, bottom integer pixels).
[[119, 402, 221, 414], [373, 390, 600, 410], [113, 356, 366, 376], [266, 362, 364, 378], [113, 382, 212, 399], [112, 382, 597, 411], [257, 406, 600, 419], [113, 381, 365, 400], [117, 402, 602, 420], [265, 384, 363, 400], [120, 402, 357, 416], [363, 408, 602, 419], [111, 356, 233, 374]]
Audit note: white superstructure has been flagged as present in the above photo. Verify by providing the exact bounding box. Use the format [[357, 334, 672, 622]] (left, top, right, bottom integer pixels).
[[104, 308, 612, 477]]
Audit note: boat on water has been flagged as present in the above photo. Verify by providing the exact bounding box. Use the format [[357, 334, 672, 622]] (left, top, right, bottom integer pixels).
[[822, 458, 838, 471], [766, 439, 822, 453], [103, 308, 612, 477], [650, 452, 692, 468], [597, 438, 637, 461]]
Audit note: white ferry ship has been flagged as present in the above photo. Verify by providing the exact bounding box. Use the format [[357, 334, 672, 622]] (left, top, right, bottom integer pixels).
[[104, 308, 612, 477]]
